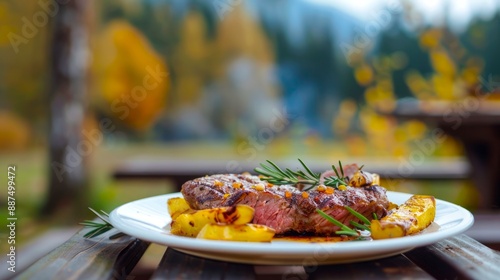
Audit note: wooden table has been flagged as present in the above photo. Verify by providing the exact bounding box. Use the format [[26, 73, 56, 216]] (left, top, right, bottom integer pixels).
[[385, 99, 500, 209], [15, 226, 500, 280]]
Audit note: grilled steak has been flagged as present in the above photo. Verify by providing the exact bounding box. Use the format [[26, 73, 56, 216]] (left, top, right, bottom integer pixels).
[[181, 174, 390, 235]]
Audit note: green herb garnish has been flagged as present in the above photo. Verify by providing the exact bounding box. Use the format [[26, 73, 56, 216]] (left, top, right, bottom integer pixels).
[[254, 159, 349, 191], [316, 207, 372, 237], [80, 208, 124, 239], [316, 209, 357, 235], [256, 159, 375, 238]]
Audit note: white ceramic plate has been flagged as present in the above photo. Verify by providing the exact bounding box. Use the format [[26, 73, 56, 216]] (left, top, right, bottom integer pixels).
[[109, 191, 474, 265]]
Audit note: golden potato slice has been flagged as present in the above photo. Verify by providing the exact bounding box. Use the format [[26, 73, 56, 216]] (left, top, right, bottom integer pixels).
[[371, 173, 380, 185], [167, 197, 194, 220], [170, 205, 254, 237], [197, 223, 275, 242], [349, 170, 379, 187], [371, 195, 436, 239]]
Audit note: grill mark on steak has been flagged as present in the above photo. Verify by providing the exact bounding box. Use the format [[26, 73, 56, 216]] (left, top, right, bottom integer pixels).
[[181, 174, 389, 235]]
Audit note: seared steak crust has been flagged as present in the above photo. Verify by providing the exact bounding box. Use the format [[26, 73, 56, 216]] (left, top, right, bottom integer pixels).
[[181, 174, 389, 235]]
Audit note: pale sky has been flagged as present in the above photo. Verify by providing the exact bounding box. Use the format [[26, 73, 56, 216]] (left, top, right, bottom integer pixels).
[[308, 0, 500, 32]]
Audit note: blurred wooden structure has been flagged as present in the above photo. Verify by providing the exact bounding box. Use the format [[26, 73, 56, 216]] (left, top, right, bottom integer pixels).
[[112, 158, 470, 190], [44, 0, 92, 217], [387, 99, 500, 209]]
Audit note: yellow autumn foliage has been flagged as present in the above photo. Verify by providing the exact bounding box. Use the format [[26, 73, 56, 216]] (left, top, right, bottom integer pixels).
[[432, 74, 455, 100], [216, 5, 274, 64], [0, 111, 30, 150], [172, 11, 211, 105], [419, 29, 442, 50], [405, 71, 431, 98], [430, 49, 456, 77], [333, 99, 357, 135], [0, 2, 14, 46], [354, 64, 374, 86], [403, 120, 427, 140], [94, 20, 169, 131], [180, 12, 209, 61], [461, 57, 484, 87]]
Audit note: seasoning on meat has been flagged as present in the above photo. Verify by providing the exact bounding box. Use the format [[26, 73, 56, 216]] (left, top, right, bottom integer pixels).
[[181, 174, 390, 235]]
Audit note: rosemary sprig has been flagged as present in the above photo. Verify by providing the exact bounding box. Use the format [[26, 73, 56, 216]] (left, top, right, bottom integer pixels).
[[80, 208, 123, 239], [255, 159, 349, 190], [316, 207, 372, 237], [316, 209, 358, 236], [350, 221, 370, 232], [345, 206, 371, 225]]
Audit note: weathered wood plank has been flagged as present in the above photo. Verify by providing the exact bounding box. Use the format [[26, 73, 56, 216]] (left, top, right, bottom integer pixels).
[[403, 234, 500, 280], [15, 227, 149, 280], [309, 254, 432, 280], [151, 248, 255, 280]]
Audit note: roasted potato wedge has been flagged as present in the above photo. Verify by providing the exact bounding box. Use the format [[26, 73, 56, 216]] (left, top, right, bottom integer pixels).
[[167, 197, 194, 220], [349, 171, 379, 187], [371, 173, 380, 185], [371, 195, 436, 239], [170, 205, 254, 237], [197, 223, 275, 242]]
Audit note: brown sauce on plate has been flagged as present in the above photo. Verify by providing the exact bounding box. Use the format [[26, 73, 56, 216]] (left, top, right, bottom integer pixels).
[[272, 235, 358, 243]]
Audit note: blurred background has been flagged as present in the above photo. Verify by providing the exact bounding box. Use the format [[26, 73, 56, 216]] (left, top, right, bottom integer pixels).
[[1, 0, 500, 269]]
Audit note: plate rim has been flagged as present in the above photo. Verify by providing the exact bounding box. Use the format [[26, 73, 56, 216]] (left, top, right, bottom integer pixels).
[[109, 191, 474, 264]]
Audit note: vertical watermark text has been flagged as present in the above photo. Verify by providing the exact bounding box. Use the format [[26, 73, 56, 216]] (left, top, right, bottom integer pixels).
[[6, 165, 17, 273]]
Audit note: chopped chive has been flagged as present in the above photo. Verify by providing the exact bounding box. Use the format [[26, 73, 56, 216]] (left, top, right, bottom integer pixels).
[[335, 230, 359, 236], [350, 221, 370, 231], [345, 206, 371, 226], [316, 209, 357, 234]]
